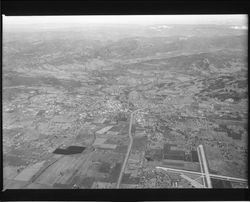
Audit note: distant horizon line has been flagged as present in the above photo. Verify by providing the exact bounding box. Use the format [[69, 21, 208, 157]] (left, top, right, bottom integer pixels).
[[3, 14, 247, 26]]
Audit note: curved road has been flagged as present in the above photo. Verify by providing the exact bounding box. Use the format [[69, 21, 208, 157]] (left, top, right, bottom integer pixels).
[[116, 108, 143, 188]]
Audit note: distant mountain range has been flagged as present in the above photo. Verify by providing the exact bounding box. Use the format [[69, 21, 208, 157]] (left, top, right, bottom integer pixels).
[[3, 31, 247, 70]]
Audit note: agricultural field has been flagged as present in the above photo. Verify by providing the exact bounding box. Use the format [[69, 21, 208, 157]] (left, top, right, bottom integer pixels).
[[2, 15, 248, 189]]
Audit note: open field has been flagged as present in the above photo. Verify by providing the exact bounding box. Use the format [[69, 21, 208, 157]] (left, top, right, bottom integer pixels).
[[3, 16, 248, 189]]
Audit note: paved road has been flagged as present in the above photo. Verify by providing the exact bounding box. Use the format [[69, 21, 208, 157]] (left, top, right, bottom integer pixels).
[[197, 145, 212, 188], [116, 108, 143, 188], [156, 166, 248, 183]]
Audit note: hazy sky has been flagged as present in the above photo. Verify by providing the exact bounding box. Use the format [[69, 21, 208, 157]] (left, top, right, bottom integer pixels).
[[3, 15, 248, 26]]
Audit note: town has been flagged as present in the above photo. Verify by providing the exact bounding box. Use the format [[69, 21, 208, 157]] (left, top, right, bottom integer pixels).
[[3, 15, 248, 189]]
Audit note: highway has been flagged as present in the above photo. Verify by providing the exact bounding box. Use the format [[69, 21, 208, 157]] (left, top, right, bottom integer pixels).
[[116, 108, 143, 188]]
